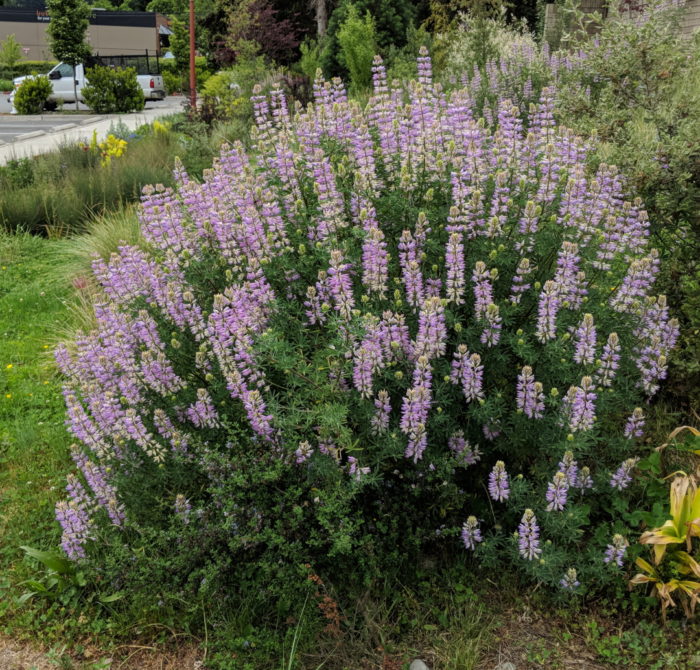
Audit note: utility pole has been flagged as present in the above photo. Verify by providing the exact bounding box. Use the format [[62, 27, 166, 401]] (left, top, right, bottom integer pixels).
[[189, 0, 196, 109]]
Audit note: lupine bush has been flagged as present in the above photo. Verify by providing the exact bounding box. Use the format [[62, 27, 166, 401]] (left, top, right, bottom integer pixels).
[[443, 1, 700, 416], [55, 48, 678, 609]]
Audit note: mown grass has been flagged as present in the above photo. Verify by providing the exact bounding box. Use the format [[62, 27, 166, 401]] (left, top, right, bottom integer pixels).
[[0, 233, 74, 629]]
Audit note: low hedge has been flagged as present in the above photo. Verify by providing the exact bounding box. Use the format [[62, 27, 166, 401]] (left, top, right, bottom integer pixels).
[[0, 61, 57, 79]]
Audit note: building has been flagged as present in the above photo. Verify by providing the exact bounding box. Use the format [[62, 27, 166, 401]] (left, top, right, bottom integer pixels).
[[0, 5, 171, 61]]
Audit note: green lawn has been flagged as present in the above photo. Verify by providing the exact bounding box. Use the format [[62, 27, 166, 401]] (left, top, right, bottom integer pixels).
[[0, 233, 74, 629]]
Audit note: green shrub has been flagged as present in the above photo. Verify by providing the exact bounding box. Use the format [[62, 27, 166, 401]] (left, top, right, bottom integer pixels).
[[0, 78, 13, 91], [0, 60, 56, 80], [13, 75, 52, 114], [0, 158, 34, 190], [159, 56, 212, 92], [200, 70, 239, 117], [337, 5, 377, 93], [82, 65, 145, 114], [162, 69, 181, 95], [194, 55, 280, 128], [321, 0, 417, 79], [298, 38, 323, 81]]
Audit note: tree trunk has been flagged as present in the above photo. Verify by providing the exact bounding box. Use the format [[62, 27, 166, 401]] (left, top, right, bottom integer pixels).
[[313, 0, 328, 38], [73, 63, 79, 111]]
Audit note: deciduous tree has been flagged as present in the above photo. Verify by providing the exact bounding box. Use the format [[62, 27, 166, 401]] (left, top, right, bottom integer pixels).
[[46, 0, 91, 110]]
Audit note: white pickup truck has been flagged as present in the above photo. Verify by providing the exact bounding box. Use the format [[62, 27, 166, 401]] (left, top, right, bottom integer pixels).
[[9, 61, 165, 110]]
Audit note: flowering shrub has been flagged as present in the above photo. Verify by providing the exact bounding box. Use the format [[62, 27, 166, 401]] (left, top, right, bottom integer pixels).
[[443, 1, 700, 415], [55, 48, 677, 604]]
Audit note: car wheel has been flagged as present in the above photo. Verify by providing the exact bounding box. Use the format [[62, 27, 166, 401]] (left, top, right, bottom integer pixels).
[[44, 100, 58, 111]]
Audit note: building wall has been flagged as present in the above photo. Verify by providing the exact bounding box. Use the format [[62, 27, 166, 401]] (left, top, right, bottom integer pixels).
[[0, 9, 164, 61], [0, 21, 52, 60], [87, 25, 159, 56]]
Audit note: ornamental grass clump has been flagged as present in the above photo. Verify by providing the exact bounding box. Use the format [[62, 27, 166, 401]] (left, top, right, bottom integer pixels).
[[55, 48, 677, 606]]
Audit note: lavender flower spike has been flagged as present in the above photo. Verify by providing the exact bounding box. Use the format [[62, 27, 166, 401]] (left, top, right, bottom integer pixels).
[[489, 461, 510, 502], [610, 458, 639, 491], [295, 440, 314, 464], [518, 509, 542, 560], [623, 408, 645, 439], [546, 471, 569, 512], [558, 451, 578, 487], [576, 465, 594, 490], [461, 516, 483, 550], [560, 568, 580, 590], [574, 313, 597, 365], [174, 494, 191, 524], [516, 365, 545, 418], [603, 534, 628, 567]]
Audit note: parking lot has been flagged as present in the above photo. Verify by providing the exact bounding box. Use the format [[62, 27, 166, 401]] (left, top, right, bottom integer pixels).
[[0, 96, 184, 144]]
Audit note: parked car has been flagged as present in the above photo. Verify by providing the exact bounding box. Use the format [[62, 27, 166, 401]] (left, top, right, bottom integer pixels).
[[8, 61, 165, 111]]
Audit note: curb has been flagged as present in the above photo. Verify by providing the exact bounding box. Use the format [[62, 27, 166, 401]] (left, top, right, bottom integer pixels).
[[15, 130, 45, 140], [50, 123, 77, 132]]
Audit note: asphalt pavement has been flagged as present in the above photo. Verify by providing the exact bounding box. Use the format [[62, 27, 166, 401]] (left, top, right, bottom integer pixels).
[[0, 115, 99, 144], [0, 96, 185, 165]]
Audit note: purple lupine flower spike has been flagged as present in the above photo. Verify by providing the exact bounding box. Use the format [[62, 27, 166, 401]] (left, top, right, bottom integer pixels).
[[371, 390, 391, 434], [461, 516, 483, 550], [536, 280, 560, 342], [55, 500, 93, 560], [576, 466, 594, 490], [595, 332, 621, 387], [567, 376, 597, 432], [295, 440, 314, 464], [174, 494, 191, 524], [449, 430, 481, 465], [574, 313, 597, 365], [489, 461, 510, 502], [445, 232, 466, 304], [516, 366, 545, 418], [546, 472, 569, 512], [623, 408, 645, 439], [610, 458, 639, 491], [518, 509, 541, 560], [560, 568, 580, 590], [558, 451, 578, 487], [603, 534, 628, 567], [450, 346, 484, 403]]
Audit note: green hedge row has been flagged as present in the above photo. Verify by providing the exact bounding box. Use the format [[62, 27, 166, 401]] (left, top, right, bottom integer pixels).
[[0, 61, 57, 80]]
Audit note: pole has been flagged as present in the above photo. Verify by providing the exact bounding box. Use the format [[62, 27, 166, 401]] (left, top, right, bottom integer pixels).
[[188, 0, 196, 109]]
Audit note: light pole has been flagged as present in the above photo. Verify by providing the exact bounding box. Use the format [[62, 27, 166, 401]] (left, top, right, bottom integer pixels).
[[189, 0, 196, 109]]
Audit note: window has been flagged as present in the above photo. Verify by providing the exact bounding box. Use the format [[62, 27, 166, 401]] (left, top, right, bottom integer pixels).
[[54, 63, 75, 78]]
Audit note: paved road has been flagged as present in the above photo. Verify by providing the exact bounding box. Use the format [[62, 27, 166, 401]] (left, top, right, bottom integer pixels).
[[0, 97, 185, 165], [0, 115, 99, 144], [0, 96, 185, 144]]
